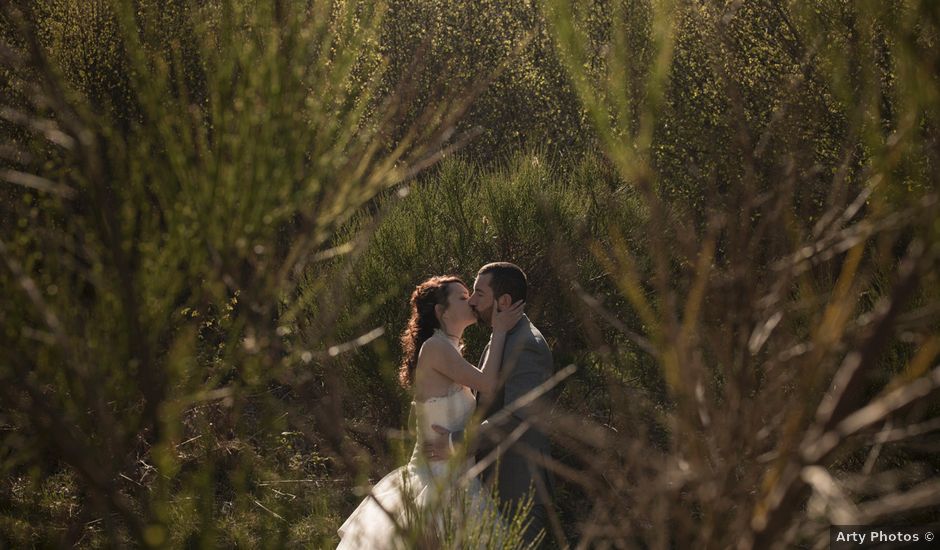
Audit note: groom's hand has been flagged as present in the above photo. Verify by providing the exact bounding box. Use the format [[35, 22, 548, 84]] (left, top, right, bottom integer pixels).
[[423, 424, 452, 462]]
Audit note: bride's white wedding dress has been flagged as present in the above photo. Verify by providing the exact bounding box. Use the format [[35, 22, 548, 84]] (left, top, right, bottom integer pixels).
[[337, 332, 504, 549]]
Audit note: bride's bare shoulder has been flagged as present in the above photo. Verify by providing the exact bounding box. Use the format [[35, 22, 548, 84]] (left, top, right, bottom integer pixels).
[[418, 335, 448, 356], [418, 336, 461, 366]]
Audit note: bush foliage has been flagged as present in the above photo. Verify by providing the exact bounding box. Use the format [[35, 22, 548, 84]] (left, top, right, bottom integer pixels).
[[2, 0, 939, 548]]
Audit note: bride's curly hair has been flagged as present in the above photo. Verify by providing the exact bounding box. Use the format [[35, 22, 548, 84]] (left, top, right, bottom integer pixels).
[[399, 275, 466, 387]]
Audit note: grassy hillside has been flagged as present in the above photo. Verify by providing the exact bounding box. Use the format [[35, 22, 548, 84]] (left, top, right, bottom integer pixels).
[[2, 0, 938, 547]]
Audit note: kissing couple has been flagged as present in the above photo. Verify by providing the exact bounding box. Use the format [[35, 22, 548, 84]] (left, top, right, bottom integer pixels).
[[337, 262, 555, 549]]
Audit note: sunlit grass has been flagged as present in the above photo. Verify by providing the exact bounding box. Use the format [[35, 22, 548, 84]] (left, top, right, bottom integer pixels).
[[2, 0, 938, 548]]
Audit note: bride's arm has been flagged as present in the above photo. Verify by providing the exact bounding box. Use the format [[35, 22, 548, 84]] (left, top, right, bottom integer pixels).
[[419, 335, 503, 394], [419, 301, 523, 394]]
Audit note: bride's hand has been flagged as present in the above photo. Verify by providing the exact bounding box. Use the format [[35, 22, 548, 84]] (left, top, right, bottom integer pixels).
[[492, 300, 524, 334]]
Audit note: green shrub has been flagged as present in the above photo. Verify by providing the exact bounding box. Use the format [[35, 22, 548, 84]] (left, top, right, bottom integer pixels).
[[1, 0, 461, 546]]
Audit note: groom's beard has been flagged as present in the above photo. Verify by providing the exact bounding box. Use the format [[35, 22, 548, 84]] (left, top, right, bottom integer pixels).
[[474, 305, 494, 327]]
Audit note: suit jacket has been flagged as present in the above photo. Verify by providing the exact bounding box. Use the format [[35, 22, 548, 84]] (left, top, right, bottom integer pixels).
[[475, 314, 554, 511]]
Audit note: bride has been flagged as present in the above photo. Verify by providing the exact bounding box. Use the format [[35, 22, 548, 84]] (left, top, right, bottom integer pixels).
[[336, 275, 524, 549]]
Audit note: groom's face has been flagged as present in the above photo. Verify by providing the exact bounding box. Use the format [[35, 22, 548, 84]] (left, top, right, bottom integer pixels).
[[468, 273, 496, 326]]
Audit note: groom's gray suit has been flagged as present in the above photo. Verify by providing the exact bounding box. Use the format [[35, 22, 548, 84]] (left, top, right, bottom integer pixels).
[[475, 313, 554, 546]]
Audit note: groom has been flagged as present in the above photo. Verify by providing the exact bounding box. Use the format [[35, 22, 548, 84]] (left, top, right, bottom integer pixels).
[[427, 262, 554, 547]]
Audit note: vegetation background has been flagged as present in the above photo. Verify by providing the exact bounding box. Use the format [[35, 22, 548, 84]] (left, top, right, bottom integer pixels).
[[1, 0, 938, 547]]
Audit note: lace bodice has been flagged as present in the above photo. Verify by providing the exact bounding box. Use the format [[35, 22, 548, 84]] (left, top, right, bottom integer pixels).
[[413, 384, 476, 445]]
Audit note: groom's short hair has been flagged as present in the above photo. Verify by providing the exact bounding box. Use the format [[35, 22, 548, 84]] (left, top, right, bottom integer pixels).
[[478, 262, 527, 303]]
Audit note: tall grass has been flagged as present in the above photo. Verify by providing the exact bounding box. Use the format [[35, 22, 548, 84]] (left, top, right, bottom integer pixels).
[[0, 0, 471, 546], [539, 0, 940, 547], [2, 0, 938, 548]]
